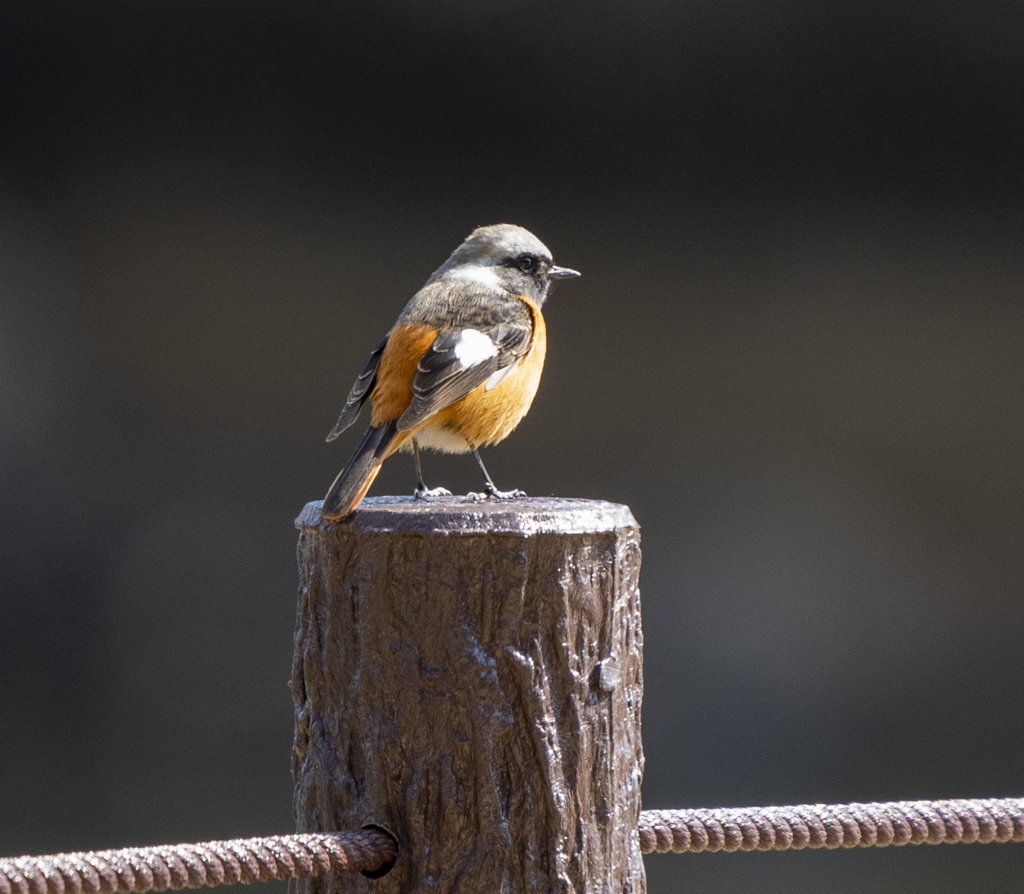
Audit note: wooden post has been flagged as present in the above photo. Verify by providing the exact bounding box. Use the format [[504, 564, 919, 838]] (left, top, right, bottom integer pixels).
[[290, 496, 644, 894]]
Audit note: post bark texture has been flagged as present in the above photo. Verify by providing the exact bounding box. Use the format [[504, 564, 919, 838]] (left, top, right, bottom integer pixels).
[[290, 496, 644, 894]]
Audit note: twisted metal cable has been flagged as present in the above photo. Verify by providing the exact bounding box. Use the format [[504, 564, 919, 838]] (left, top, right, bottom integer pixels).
[[637, 798, 1024, 854], [5, 798, 1023, 894], [0, 830, 396, 894]]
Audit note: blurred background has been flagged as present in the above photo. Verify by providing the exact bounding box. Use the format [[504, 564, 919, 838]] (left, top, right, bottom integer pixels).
[[2, 1, 1023, 891]]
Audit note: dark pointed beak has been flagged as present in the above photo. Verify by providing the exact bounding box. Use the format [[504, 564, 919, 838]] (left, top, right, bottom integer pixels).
[[548, 265, 581, 279]]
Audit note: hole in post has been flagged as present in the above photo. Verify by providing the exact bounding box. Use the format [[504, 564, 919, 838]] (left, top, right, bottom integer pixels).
[[361, 824, 399, 879]]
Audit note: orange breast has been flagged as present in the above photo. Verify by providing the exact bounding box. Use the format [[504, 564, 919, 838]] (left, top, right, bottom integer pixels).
[[368, 298, 547, 454], [420, 296, 547, 450]]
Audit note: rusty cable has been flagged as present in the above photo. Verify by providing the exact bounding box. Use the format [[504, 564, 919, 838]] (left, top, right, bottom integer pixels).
[[637, 798, 1024, 853], [0, 830, 396, 894], [3, 798, 1023, 894]]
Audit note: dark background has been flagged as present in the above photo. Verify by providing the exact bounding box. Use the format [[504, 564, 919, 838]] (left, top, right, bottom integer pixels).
[[2, 2, 1023, 891]]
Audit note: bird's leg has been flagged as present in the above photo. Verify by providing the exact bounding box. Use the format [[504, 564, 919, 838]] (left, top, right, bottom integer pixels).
[[412, 438, 451, 499], [466, 446, 526, 501]]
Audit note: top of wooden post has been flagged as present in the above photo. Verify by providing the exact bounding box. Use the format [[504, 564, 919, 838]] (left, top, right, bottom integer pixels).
[[295, 496, 637, 536]]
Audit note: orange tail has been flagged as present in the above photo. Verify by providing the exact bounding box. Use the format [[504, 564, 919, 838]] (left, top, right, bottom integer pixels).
[[322, 420, 403, 520]]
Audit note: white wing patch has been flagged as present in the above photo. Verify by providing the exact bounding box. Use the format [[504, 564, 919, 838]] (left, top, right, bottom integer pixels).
[[453, 328, 499, 368]]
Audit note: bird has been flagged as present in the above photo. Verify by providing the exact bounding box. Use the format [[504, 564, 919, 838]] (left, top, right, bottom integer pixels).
[[321, 223, 580, 521]]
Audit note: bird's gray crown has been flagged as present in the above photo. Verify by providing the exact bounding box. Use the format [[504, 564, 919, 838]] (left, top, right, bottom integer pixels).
[[430, 224, 552, 280]]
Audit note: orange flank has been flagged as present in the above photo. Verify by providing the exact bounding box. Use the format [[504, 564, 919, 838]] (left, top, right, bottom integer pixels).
[[370, 323, 439, 425]]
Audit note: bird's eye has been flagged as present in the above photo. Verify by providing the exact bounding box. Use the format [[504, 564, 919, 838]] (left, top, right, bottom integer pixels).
[[517, 253, 536, 273]]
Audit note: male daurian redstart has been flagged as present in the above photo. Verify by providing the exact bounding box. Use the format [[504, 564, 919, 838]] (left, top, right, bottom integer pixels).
[[321, 224, 580, 521]]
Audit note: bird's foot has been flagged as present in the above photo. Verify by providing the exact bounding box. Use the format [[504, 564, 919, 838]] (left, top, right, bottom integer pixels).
[[466, 486, 526, 502], [414, 485, 452, 500]]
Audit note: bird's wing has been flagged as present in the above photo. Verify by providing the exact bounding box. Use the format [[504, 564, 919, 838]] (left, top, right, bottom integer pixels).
[[326, 334, 389, 441], [397, 320, 533, 431]]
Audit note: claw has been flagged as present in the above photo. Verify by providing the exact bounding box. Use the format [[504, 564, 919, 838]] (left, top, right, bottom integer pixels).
[[474, 485, 526, 501], [490, 488, 526, 500], [414, 485, 453, 500]]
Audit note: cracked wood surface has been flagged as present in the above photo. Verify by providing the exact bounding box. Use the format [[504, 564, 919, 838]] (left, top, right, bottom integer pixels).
[[291, 497, 644, 894]]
